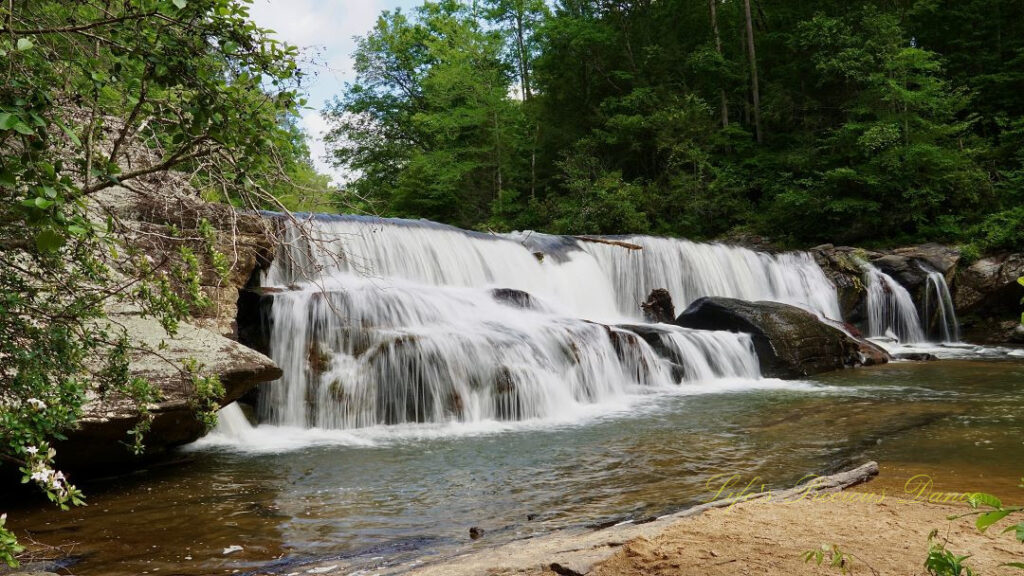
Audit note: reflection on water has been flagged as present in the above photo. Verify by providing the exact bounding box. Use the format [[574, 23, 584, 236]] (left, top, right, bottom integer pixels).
[[3, 359, 1022, 575]]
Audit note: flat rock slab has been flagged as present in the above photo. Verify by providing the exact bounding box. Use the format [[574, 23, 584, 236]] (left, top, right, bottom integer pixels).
[[57, 311, 281, 471]]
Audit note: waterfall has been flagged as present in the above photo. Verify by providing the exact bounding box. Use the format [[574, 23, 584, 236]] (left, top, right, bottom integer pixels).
[[515, 233, 843, 320], [862, 263, 926, 343], [255, 215, 838, 429], [211, 402, 254, 439], [923, 269, 960, 342]]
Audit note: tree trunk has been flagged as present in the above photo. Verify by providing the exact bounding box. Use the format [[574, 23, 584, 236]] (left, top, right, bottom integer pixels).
[[515, 10, 532, 100], [708, 0, 729, 128], [493, 110, 503, 201], [743, 0, 762, 143]]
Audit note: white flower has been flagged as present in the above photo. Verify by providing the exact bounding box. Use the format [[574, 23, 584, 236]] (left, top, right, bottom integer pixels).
[[26, 398, 47, 411], [25, 445, 39, 455], [31, 469, 51, 484]]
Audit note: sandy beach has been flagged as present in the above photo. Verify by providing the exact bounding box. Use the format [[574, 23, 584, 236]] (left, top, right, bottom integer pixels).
[[393, 462, 1022, 576], [581, 496, 1020, 576]]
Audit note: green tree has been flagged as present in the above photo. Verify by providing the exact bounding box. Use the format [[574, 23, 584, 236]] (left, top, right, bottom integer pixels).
[[325, 1, 530, 229], [768, 10, 989, 243]]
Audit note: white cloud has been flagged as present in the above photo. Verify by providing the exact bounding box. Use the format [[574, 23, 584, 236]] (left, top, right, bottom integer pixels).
[[248, 0, 419, 186]]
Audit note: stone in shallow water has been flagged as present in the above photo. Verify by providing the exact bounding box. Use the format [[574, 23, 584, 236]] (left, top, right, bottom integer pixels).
[[894, 352, 939, 361]]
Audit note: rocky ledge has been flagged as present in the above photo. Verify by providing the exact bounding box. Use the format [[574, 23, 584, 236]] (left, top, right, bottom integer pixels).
[[55, 183, 283, 472], [58, 312, 281, 471], [812, 243, 1023, 344]]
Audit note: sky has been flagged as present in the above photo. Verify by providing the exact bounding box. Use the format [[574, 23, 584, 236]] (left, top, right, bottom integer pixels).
[[247, 0, 421, 182]]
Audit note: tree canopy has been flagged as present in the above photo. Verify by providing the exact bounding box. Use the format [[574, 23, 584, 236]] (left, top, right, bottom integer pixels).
[[326, 0, 1024, 252]]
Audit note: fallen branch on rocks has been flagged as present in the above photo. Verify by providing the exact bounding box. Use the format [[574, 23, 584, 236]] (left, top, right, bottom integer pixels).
[[572, 236, 643, 251]]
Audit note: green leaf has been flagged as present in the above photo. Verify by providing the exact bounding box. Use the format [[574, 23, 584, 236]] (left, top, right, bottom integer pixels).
[[35, 229, 65, 252], [12, 122, 34, 135], [0, 170, 14, 188], [33, 197, 54, 209], [967, 492, 1002, 509], [0, 113, 16, 130], [1002, 562, 1024, 570], [1003, 522, 1024, 542], [16, 37, 33, 51], [56, 120, 82, 146], [172, 0, 187, 8], [976, 509, 1011, 532]]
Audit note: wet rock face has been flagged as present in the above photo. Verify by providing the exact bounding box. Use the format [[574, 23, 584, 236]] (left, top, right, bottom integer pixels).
[[641, 288, 675, 324], [811, 246, 874, 324], [491, 288, 538, 310], [955, 253, 1024, 343], [673, 297, 889, 378]]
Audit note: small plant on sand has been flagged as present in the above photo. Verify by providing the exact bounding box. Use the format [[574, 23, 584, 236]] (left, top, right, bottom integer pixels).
[[803, 543, 879, 575], [805, 479, 1024, 576], [924, 529, 975, 576]]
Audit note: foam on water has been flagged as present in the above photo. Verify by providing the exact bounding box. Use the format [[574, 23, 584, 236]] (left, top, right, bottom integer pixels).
[[871, 339, 1022, 360], [196, 375, 848, 453]]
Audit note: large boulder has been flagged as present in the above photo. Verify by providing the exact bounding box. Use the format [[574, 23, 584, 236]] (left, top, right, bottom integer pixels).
[[891, 243, 960, 279], [813, 243, 968, 339], [871, 244, 959, 289], [57, 311, 281, 472], [674, 297, 889, 378], [955, 253, 1024, 343]]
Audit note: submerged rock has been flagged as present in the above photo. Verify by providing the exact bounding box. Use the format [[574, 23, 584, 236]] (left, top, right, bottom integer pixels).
[[469, 526, 485, 540], [491, 288, 538, 309], [640, 288, 675, 323], [894, 352, 939, 361], [673, 297, 889, 378]]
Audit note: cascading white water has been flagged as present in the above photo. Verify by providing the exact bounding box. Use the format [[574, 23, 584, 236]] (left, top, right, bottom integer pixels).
[[265, 215, 620, 321], [513, 233, 843, 320], [211, 402, 254, 439], [256, 215, 837, 429], [862, 263, 926, 343], [923, 269, 960, 342]]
